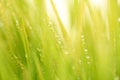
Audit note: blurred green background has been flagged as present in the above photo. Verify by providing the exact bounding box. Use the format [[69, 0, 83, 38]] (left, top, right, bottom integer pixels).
[[0, 0, 120, 80]]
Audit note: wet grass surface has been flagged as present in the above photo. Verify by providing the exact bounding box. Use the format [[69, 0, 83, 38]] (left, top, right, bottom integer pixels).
[[0, 0, 120, 80]]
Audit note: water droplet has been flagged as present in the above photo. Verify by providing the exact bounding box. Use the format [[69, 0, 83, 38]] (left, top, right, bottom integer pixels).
[[49, 21, 52, 25], [64, 50, 69, 55], [81, 35, 84, 38], [25, 54, 28, 59], [29, 26, 32, 30], [57, 37, 61, 42], [37, 48, 41, 52], [87, 61, 91, 65], [16, 20, 19, 26], [86, 56, 90, 59], [50, 26, 53, 30], [58, 39, 61, 44], [26, 22, 32, 30], [14, 55, 18, 59], [84, 49, 88, 52], [81, 35, 86, 44], [19, 63, 24, 70], [55, 34, 59, 38], [49, 26, 56, 33]]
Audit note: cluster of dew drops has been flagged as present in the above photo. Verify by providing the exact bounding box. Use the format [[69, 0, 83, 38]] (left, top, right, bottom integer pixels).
[[80, 34, 91, 65]]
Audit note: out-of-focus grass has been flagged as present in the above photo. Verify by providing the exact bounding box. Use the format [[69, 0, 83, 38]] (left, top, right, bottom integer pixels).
[[0, 0, 120, 80]]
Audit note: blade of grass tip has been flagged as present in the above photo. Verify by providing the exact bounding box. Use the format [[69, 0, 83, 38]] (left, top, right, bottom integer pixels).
[[50, 0, 71, 47], [76, 0, 85, 31], [83, 21, 98, 80], [85, 2, 102, 80], [0, 32, 20, 80], [110, 0, 120, 78], [71, 0, 85, 37], [0, 4, 27, 80], [84, 1, 114, 80], [90, 1, 114, 79], [20, 1, 47, 80], [107, 1, 118, 79], [33, 53, 44, 80], [71, 0, 85, 77], [19, 17, 32, 80]]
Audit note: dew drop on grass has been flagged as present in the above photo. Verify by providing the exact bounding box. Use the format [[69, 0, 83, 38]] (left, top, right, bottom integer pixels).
[[19, 63, 24, 70], [48, 21, 53, 30], [81, 35, 86, 44], [48, 21, 52, 26], [16, 20, 21, 30], [79, 59, 82, 65], [25, 54, 28, 59], [56, 37, 62, 47], [37, 48, 41, 52], [49, 26, 55, 33], [14, 55, 18, 59], [55, 34, 64, 50], [84, 48, 88, 52], [86, 56, 90, 59], [87, 61, 91, 65], [64, 50, 69, 55], [81, 35, 85, 41], [50, 26, 53, 31], [26, 21, 32, 30], [16, 20, 19, 26], [56, 35, 61, 41], [29, 26, 32, 30], [81, 35, 84, 38], [58, 39, 61, 44]]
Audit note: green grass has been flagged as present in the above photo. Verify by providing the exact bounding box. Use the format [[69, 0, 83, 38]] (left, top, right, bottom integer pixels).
[[0, 0, 120, 80]]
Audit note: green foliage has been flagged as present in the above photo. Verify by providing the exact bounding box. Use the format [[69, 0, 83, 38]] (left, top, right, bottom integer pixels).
[[0, 0, 120, 80]]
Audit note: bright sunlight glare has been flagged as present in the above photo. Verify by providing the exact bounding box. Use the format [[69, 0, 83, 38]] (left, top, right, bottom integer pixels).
[[118, 0, 120, 6], [46, 0, 70, 32], [90, 0, 106, 8], [118, 18, 120, 22]]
